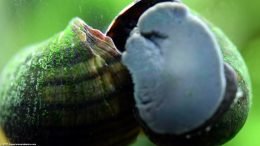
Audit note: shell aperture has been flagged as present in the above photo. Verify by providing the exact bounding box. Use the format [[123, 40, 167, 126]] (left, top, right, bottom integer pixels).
[[106, 0, 178, 51]]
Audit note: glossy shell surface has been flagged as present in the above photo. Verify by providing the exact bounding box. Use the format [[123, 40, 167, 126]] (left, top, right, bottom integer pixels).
[[0, 18, 139, 146]]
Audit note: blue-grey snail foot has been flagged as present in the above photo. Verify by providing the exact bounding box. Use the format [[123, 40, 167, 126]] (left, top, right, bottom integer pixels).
[[123, 2, 226, 134], [122, 2, 247, 146]]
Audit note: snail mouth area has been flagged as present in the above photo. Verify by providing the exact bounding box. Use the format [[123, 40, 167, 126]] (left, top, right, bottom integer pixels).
[[141, 30, 168, 48]]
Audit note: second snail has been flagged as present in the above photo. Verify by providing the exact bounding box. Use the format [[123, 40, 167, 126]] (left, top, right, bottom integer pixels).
[[0, 0, 251, 146]]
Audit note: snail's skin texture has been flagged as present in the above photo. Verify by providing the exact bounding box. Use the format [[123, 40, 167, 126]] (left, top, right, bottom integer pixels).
[[0, 18, 139, 146], [122, 2, 251, 146]]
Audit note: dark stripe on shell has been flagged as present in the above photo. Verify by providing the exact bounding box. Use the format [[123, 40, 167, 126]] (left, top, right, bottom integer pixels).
[[41, 61, 125, 87]]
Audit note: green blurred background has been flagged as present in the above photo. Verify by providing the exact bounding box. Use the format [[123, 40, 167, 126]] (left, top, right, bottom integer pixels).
[[0, 0, 259, 145]]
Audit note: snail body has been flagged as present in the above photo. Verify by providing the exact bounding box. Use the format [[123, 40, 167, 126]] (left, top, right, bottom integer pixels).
[[0, 0, 252, 146], [0, 18, 139, 146], [107, 1, 251, 146]]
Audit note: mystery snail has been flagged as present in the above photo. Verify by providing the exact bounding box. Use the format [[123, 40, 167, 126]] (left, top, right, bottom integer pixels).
[[0, 18, 139, 146], [0, 0, 251, 146], [107, 0, 251, 146]]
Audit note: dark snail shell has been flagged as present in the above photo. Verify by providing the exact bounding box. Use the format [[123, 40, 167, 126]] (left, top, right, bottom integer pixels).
[[107, 1, 251, 146], [0, 18, 139, 146]]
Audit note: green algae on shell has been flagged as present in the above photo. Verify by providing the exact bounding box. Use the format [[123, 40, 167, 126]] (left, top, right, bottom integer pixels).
[[0, 18, 139, 146]]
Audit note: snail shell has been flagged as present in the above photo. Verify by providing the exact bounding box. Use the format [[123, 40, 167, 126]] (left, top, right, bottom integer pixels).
[[0, 18, 139, 146], [107, 1, 251, 146]]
